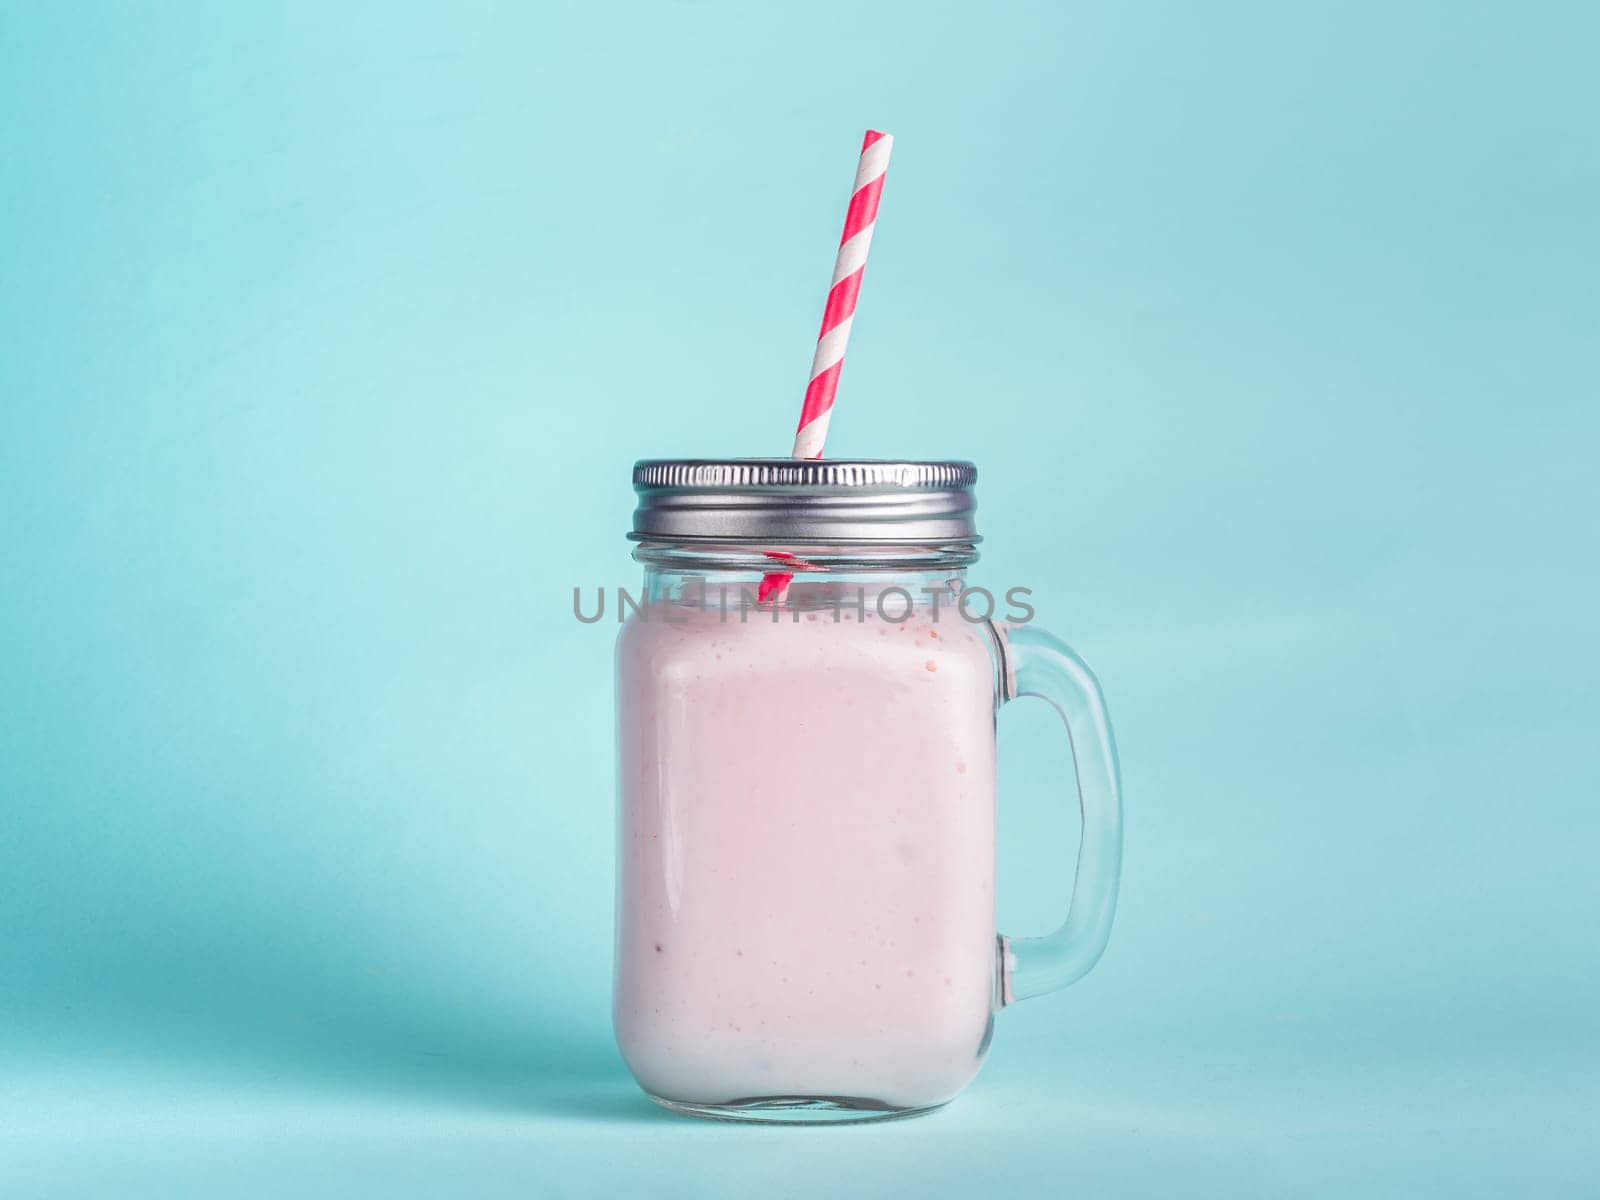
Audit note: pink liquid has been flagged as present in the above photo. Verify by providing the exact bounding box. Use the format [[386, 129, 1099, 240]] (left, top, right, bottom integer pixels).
[[614, 596, 999, 1109]]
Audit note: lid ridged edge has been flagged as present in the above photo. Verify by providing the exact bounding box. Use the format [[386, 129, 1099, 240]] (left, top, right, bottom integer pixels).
[[633, 458, 977, 491]]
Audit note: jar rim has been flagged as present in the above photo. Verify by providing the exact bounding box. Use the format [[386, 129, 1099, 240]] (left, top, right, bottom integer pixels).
[[630, 540, 979, 571]]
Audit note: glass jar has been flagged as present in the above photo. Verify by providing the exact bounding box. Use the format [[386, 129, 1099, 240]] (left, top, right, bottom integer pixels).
[[614, 460, 1122, 1123]]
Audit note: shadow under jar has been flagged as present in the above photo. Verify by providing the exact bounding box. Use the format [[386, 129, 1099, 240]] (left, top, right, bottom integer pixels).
[[613, 459, 1122, 1124]]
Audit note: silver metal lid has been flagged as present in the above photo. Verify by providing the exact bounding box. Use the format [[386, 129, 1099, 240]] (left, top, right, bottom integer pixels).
[[629, 458, 980, 545]]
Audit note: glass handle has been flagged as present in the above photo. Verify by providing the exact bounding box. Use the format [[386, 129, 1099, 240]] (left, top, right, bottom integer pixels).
[[995, 622, 1124, 1005]]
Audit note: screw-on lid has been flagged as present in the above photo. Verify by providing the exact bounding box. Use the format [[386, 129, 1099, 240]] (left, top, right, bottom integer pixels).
[[629, 458, 980, 545]]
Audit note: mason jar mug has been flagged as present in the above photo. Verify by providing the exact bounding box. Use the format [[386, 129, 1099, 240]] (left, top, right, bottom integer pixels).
[[613, 459, 1122, 1123]]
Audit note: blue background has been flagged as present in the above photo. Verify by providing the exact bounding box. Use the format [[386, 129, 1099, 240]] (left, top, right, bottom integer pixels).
[[3, 1, 1597, 1195]]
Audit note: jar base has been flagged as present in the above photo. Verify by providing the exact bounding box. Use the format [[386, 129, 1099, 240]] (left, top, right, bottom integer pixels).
[[648, 1093, 948, 1125]]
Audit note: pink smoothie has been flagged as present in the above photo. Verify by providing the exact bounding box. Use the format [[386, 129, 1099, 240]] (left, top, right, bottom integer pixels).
[[614, 593, 1000, 1109]]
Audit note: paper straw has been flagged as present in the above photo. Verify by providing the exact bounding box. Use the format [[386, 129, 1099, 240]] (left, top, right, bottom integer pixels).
[[759, 130, 894, 603], [792, 129, 894, 459]]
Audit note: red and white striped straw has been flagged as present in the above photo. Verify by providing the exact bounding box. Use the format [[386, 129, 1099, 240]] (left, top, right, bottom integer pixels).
[[791, 129, 894, 459], [758, 130, 893, 603]]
